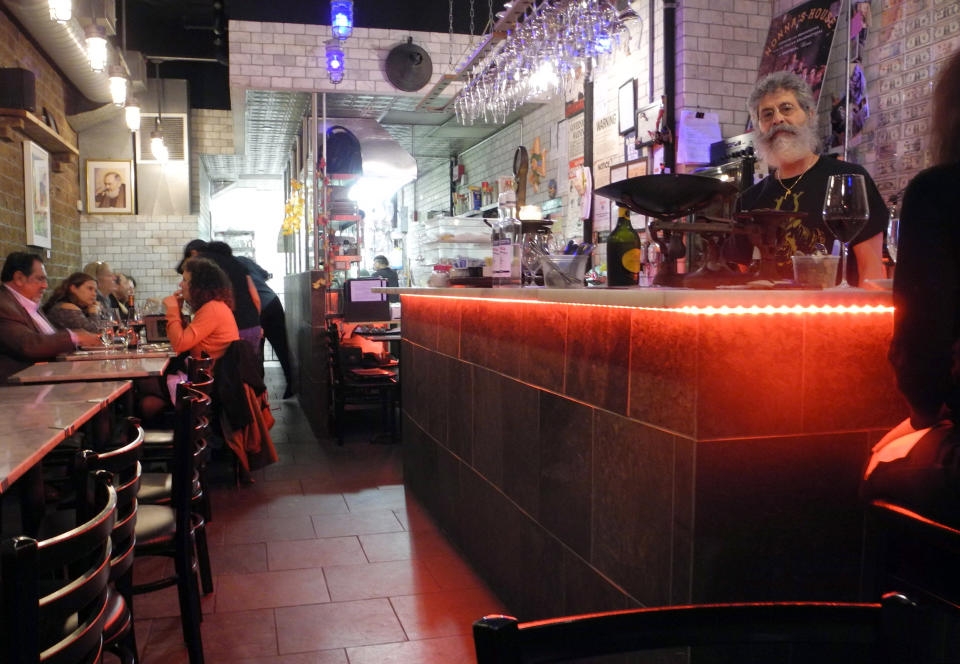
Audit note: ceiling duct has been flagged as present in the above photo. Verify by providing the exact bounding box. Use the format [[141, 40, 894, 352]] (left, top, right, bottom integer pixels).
[[4, 0, 114, 103], [322, 116, 417, 185]]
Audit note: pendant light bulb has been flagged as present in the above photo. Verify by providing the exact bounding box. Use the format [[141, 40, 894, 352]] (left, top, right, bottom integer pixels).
[[124, 99, 141, 131], [108, 66, 127, 107], [48, 0, 71, 22], [85, 25, 108, 72], [150, 130, 168, 163]]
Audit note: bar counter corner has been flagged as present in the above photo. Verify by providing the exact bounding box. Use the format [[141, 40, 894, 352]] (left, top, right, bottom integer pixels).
[[388, 286, 905, 625]]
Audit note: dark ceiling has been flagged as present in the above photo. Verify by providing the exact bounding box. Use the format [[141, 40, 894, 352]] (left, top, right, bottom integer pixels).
[[124, 0, 498, 108]]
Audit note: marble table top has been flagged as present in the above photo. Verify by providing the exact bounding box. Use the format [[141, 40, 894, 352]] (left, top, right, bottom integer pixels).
[[8, 357, 170, 383], [0, 380, 131, 493]]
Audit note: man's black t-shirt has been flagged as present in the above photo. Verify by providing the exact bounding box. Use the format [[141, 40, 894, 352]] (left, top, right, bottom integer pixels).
[[737, 155, 888, 284], [202, 252, 261, 329]]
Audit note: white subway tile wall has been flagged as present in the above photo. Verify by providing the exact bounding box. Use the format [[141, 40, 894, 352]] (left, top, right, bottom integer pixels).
[[80, 214, 204, 304]]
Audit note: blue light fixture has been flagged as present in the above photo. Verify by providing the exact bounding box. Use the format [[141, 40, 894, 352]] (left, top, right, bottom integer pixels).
[[330, 0, 353, 40], [326, 42, 345, 84]]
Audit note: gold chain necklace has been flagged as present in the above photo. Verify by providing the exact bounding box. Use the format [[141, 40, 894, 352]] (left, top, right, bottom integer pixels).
[[776, 156, 817, 197]]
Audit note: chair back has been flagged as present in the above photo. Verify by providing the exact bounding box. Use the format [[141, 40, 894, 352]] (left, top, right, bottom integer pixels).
[[326, 323, 345, 386], [76, 418, 144, 581], [1, 471, 117, 664], [172, 383, 211, 526]]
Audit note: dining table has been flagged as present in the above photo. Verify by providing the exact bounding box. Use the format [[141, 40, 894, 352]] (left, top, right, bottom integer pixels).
[[57, 344, 175, 361], [7, 356, 170, 384], [0, 380, 132, 535]]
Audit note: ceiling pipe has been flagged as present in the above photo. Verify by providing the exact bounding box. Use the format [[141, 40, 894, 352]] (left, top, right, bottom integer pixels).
[[4, 0, 113, 103]]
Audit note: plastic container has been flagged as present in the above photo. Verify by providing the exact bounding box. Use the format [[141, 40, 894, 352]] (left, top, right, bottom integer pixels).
[[541, 254, 589, 288], [791, 255, 840, 288]]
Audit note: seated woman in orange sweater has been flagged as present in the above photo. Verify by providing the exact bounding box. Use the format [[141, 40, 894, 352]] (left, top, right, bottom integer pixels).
[[139, 257, 239, 421], [163, 256, 240, 361]]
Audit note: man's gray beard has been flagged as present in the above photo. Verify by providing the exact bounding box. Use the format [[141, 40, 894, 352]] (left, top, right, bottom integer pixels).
[[755, 124, 820, 168]]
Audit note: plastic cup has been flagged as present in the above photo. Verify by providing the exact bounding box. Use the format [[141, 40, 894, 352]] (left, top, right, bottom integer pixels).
[[791, 255, 840, 288]]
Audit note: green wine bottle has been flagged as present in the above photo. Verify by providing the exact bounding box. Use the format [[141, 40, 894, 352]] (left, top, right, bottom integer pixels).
[[607, 205, 642, 287]]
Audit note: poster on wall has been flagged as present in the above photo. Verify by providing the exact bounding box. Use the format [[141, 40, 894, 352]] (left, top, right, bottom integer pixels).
[[86, 160, 134, 214], [23, 141, 51, 249], [756, 0, 839, 103], [565, 112, 586, 239]]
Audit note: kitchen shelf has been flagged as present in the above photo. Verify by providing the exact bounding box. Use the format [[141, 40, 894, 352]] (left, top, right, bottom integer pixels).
[[0, 108, 78, 172], [460, 202, 499, 217]]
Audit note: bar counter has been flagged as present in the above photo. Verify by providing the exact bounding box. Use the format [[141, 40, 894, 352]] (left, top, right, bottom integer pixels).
[[388, 286, 906, 621]]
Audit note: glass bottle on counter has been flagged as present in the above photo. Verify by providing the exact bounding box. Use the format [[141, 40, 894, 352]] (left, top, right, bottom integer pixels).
[[493, 190, 521, 286], [607, 205, 643, 287]]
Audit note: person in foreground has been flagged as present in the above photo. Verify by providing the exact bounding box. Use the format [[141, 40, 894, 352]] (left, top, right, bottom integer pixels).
[[862, 50, 960, 522], [738, 71, 886, 284], [43, 272, 102, 333], [0, 252, 99, 380]]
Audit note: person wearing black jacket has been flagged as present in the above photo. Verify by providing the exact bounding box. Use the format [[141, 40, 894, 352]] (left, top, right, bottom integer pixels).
[[236, 255, 295, 398], [177, 240, 262, 354]]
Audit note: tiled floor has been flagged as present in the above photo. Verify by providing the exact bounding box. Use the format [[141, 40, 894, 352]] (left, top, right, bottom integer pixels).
[[133, 364, 506, 664]]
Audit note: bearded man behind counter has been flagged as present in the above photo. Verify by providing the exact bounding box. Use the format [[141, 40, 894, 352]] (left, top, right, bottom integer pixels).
[[736, 71, 886, 285]]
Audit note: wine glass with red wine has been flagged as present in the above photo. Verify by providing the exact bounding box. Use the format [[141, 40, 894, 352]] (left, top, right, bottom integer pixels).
[[822, 173, 870, 288]]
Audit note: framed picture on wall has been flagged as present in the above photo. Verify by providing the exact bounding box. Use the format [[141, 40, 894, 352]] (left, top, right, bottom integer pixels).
[[23, 141, 52, 249], [86, 160, 134, 214], [618, 79, 636, 135]]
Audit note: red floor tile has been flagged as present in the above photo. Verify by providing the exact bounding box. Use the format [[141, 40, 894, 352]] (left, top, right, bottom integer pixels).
[[311, 509, 404, 538], [231, 651, 348, 664], [275, 599, 407, 653], [215, 568, 331, 612], [222, 515, 318, 545], [145, 608, 278, 662], [209, 542, 268, 575], [390, 587, 506, 640], [268, 536, 367, 570], [345, 634, 476, 664], [421, 554, 488, 591], [343, 485, 407, 512], [323, 559, 441, 601], [358, 530, 457, 563]]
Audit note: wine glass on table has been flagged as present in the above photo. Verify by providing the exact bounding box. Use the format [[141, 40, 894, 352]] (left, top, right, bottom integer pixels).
[[822, 173, 870, 288]]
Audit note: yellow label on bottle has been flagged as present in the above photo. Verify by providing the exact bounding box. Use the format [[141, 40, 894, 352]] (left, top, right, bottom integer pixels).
[[621, 248, 644, 273]]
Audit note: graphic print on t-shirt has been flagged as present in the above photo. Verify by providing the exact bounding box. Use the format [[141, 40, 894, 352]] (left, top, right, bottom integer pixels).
[[770, 187, 827, 273]]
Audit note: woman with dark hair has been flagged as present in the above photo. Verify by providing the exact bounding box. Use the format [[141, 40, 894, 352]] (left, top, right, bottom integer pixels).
[[43, 272, 101, 333], [163, 256, 239, 361], [863, 50, 960, 521]]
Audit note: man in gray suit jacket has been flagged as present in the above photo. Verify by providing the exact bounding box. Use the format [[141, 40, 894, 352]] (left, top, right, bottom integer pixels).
[[0, 252, 99, 381]]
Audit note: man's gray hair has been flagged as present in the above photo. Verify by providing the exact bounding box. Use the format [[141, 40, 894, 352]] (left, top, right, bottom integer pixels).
[[747, 71, 816, 123]]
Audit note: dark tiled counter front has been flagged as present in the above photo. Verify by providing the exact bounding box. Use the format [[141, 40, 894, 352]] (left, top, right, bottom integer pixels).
[[391, 287, 905, 624]]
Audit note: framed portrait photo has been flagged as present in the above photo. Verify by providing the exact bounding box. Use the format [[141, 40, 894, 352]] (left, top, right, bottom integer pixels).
[[23, 141, 52, 249], [618, 79, 637, 135], [86, 160, 133, 214]]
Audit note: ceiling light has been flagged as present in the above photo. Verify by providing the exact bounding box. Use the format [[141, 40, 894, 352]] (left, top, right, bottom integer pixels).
[[150, 130, 168, 163], [108, 65, 127, 106], [85, 25, 108, 72], [326, 42, 345, 84], [48, 0, 71, 22], [124, 98, 140, 131], [330, 0, 353, 40]]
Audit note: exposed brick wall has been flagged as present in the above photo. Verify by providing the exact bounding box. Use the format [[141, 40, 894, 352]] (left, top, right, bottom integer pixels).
[[80, 214, 201, 304], [0, 8, 81, 283]]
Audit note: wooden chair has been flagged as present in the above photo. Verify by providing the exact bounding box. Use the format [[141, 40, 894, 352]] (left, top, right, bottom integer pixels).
[[326, 323, 398, 445], [131, 383, 209, 664], [474, 499, 960, 664], [1, 470, 117, 664], [74, 418, 145, 664]]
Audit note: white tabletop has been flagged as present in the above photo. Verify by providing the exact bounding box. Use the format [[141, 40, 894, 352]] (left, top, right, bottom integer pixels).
[[0, 380, 132, 493], [58, 346, 174, 361], [7, 357, 170, 384]]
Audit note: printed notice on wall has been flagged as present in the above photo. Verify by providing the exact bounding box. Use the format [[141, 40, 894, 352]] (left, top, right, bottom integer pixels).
[[676, 110, 721, 165]]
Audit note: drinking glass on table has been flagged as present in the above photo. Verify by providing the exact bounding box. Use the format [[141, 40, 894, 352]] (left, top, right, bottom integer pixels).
[[822, 173, 870, 288]]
